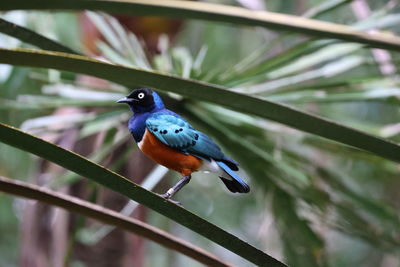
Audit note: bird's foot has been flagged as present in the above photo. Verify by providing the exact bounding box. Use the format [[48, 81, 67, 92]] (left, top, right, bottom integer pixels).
[[159, 192, 182, 206], [157, 176, 191, 206], [168, 199, 183, 206], [158, 190, 182, 206], [160, 188, 174, 199], [160, 192, 172, 199]]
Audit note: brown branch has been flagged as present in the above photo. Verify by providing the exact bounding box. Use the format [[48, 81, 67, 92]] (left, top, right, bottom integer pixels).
[[0, 176, 233, 267]]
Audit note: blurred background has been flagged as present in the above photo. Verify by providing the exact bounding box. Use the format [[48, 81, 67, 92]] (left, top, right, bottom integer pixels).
[[1, 0, 400, 266]]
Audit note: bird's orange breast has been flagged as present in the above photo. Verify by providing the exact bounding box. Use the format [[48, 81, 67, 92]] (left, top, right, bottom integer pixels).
[[138, 130, 202, 176]]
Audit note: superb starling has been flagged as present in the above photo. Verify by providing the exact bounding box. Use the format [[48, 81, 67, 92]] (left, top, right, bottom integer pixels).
[[118, 88, 250, 202]]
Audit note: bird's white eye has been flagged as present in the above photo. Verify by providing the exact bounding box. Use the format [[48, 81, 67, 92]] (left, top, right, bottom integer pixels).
[[137, 92, 145, 99]]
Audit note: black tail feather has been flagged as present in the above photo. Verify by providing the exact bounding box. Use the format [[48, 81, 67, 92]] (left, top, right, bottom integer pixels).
[[219, 177, 250, 193], [220, 159, 239, 171]]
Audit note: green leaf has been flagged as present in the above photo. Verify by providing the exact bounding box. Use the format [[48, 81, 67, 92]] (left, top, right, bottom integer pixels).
[[272, 188, 325, 267], [0, 17, 80, 54], [2, 0, 400, 51], [0, 176, 231, 267], [78, 165, 169, 245], [0, 96, 116, 110], [50, 124, 130, 188], [303, 0, 352, 18], [0, 48, 399, 164], [247, 55, 365, 94], [0, 123, 285, 267], [263, 43, 362, 80], [267, 88, 400, 103], [223, 40, 333, 87]]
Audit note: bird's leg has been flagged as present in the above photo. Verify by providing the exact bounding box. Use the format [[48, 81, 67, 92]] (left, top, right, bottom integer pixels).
[[160, 175, 191, 201]]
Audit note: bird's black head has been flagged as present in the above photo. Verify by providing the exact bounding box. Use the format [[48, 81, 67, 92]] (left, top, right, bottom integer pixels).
[[117, 88, 164, 113]]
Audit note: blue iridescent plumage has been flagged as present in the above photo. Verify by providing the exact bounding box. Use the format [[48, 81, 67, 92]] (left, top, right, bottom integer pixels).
[[118, 88, 250, 197]]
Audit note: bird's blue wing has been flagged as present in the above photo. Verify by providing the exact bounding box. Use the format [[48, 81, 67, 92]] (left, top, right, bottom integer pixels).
[[146, 113, 226, 160], [146, 113, 197, 150]]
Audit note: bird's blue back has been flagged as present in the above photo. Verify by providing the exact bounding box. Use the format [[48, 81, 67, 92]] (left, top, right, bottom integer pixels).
[[145, 109, 238, 168]]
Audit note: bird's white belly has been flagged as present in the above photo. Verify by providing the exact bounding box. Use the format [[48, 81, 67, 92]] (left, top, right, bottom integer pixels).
[[199, 159, 232, 180], [137, 138, 144, 150]]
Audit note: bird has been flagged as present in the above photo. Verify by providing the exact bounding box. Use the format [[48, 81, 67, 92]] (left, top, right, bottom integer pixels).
[[117, 88, 250, 203]]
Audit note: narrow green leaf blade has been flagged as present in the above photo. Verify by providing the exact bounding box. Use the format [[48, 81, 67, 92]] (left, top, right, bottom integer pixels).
[[0, 123, 285, 267], [0, 176, 233, 267], [0, 48, 399, 163], [1, 0, 400, 51], [0, 17, 80, 54]]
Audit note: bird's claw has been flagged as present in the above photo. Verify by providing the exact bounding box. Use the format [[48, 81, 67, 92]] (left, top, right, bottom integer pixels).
[[168, 199, 183, 206], [158, 193, 182, 206], [160, 192, 172, 199]]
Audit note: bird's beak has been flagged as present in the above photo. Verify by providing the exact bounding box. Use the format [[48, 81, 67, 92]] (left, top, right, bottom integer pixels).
[[117, 97, 134, 104]]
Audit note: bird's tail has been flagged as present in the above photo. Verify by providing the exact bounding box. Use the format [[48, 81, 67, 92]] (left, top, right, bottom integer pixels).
[[216, 161, 250, 193]]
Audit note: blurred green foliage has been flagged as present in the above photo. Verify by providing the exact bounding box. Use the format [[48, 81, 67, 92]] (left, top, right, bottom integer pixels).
[[1, 0, 400, 266]]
